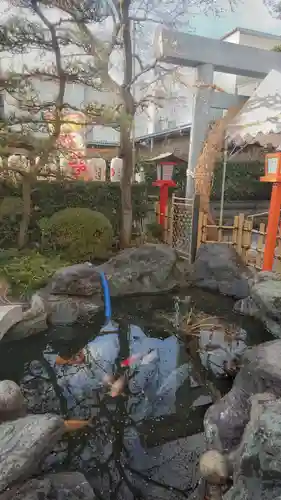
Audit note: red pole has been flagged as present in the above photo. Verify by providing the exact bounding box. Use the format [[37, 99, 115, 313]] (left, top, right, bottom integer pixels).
[[159, 184, 169, 226], [263, 182, 281, 271]]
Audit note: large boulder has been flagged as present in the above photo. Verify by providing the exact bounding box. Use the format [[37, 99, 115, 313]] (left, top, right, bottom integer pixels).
[[190, 244, 252, 299], [224, 396, 281, 500], [6, 245, 188, 330], [49, 244, 186, 299], [0, 414, 64, 493], [234, 271, 281, 337], [98, 244, 185, 296], [204, 340, 281, 454], [50, 263, 102, 296]]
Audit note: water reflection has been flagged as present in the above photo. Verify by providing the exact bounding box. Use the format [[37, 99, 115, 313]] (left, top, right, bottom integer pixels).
[[18, 321, 212, 500]]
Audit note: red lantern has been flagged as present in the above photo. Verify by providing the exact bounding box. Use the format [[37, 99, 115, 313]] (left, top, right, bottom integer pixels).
[[153, 161, 176, 226]]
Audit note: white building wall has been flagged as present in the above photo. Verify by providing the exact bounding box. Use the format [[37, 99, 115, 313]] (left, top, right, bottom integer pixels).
[[214, 31, 240, 95], [215, 30, 281, 98], [236, 32, 281, 96]]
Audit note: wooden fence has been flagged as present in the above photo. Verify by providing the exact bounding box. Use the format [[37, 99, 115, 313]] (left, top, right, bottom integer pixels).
[[197, 212, 281, 272]]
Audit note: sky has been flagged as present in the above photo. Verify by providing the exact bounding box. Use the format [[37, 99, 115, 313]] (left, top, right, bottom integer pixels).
[[191, 0, 281, 38]]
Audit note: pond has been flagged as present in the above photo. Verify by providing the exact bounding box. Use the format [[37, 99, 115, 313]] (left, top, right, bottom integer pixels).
[[0, 291, 272, 500]]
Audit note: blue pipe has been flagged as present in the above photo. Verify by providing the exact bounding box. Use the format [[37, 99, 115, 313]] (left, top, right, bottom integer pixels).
[[99, 271, 111, 322]]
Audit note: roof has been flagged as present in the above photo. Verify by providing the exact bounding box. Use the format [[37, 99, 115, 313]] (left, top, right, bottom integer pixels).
[[86, 123, 192, 148], [227, 69, 281, 147], [135, 123, 192, 143], [144, 152, 186, 163], [221, 27, 281, 42]]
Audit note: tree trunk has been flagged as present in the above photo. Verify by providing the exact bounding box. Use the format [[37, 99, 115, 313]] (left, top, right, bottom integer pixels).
[[18, 176, 32, 249], [120, 121, 133, 248], [119, 0, 135, 248]]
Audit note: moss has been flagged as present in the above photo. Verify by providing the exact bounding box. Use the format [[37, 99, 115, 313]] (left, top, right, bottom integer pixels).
[[0, 250, 68, 298]]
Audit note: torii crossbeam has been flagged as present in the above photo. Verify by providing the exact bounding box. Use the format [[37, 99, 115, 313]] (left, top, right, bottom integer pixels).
[[154, 28, 281, 198]]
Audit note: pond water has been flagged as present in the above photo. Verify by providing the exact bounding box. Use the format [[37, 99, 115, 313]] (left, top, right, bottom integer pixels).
[[0, 291, 272, 500]]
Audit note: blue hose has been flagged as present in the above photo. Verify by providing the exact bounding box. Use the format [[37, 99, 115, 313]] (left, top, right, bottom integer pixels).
[[99, 271, 111, 322]]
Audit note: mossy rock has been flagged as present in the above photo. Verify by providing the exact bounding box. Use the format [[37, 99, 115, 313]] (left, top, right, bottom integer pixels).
[[48, 207, 113, 262]]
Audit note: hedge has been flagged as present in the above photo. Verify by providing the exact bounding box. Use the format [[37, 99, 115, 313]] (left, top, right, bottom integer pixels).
[[0, 161, 271, 249], [0, 181, 159, 247]]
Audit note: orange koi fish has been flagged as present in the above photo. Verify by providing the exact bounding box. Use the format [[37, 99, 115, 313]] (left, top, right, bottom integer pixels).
[[56, 351, 85, 366], [64, 419, 91, 432]]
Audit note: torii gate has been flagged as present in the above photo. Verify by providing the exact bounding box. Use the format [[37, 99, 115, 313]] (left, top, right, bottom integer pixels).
[[154, 28, 281, 198]]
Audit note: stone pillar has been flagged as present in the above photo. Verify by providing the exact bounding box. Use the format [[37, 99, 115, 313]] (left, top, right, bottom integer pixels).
[[186, 63, 214, 199]]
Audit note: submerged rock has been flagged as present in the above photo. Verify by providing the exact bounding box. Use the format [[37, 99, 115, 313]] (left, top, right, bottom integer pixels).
[[190, 243, 252, 299], [0, 472, 95, 500], [0, 414, 64, 493], [197, 319, 247, 378], [204, 340, 281, 454]]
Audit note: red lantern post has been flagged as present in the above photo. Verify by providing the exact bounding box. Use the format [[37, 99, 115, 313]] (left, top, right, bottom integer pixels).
[[260, 153, 281, 271], [152, 161, 176, 226]]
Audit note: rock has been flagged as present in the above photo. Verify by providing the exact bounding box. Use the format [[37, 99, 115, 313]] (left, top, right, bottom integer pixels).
[[233, 271, 281, 338], [190, 244, 251, 299], [50, 263, 102, 296], [224, 397, 281, 500], [251, 279, 281, 320], [253, 270, 281, 284], [204, 340, 281, 455], [106, 245, 185, 294], [0, 380, 26, 422], [130, 433, 205, 500], [233, 296, 260, 317], [199, 450, 229, 484], [0, 305, 23, 340], [204, 386, 251, 453], [35, 291, 104, 326], [0, 414, 64, 493], [0, 472, 95, 500], [96, 244, 184, 296], [197, 319, 247, 378], [6, 313, 48, 340]]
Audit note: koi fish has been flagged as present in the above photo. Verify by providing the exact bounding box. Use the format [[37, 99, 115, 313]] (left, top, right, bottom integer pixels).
[[103, 373, 115, 386], [63, 419, 91, 432], [121, 350, 158, 368], [121, 354, 142, 367], [110, 375, 126, 397], [56, 351, 85, 366]]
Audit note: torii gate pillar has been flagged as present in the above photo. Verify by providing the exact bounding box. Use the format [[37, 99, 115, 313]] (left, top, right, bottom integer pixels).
[[186, 63, 214, 198], [154, 28, 281, 199]]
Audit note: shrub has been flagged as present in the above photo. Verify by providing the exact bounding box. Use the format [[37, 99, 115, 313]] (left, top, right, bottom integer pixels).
[[0, 196, 23, 218], [0, 197, 24, 247], [48, 207, 113, 262], [0, 250, 67, 298], [146, 221, 164, 241]]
